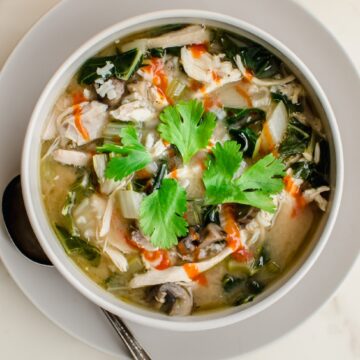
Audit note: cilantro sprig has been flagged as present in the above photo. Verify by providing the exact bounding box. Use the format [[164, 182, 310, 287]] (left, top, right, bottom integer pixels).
[[158, 100, 216, 164], [203, 141, 285, 212], [140, 179, 188, 249], [97, 126, 151, 181]]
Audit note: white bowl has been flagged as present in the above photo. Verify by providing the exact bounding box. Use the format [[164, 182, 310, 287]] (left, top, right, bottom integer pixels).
[[21, 9, 343, 331]]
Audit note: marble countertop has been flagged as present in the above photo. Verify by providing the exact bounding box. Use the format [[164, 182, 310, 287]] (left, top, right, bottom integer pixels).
[[0, 0, 359, 359]]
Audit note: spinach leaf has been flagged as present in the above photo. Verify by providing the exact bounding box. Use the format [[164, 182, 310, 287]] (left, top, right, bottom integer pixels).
[[225, 108, 264, 158], [218, 32, 248, 60], [78, 55, 116, 84], [279, 118, 311, 157], [246, 279, 264, 294], [226, 108, 266, 129], [202, 205, 220, 226], [219, 32, 281, 78], [291, 160, 329, 187], [229, 127, 258, 157], [149, 48, 166, 58], [239, 46, 281, 79], [148, 47, 181, 58], [315, 138, 330, 182], [78, 48, 143, 85], [55, 225, 101, 266], [222, 274, 245, 293], [271, 92, 303, 114]]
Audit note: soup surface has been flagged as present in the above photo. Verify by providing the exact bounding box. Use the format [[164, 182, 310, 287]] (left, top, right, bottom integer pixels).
[[40, 24, 331, 316]]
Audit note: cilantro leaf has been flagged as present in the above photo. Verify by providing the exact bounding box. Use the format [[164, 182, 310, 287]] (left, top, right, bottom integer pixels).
[[203, 140, 285, 212], [139, 179, 188, 249], [203, 141, 243, 204], [97, 126, 151, 181], [238, 155, 285, 194], [158, 100, 216, 163]]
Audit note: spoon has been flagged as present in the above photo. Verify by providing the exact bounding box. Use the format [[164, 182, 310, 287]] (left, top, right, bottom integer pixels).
[[2, 175, 151, 360]]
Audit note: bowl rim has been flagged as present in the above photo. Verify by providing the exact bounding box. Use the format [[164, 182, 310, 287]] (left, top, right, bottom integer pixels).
[[21, 9, 344, 331]]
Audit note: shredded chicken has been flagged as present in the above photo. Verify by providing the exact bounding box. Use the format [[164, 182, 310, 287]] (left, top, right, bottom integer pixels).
[[303, 186, 330, 211], [104, 245, 128, 272], [95, 78, 125, 107], [110, 94, 155, 122], [57, 101, 108, 145], [181, 47, 241, 94], [128, 81, 168, 111]]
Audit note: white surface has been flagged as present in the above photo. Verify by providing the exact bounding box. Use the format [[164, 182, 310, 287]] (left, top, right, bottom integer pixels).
[[0, 0, 359, 359], [21, 8, 343, 332]]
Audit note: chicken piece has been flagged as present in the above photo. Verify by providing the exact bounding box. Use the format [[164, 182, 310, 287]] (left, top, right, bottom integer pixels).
[[43, 94, 73, 140], [128, 80, 168, 111], [94, 77, 125, 108], [104, 245, 128, 272], [181, 47, 241, 93], [57, 101, 108, 146], [52, 149, 91, 167], [121, 25, 211, 52], [73, 194, 107, 243], [110, 92, 156, 122], [303, 186, 330, 211]]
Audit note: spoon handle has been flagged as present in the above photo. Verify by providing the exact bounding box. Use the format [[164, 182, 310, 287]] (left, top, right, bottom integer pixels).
[[102, 309, 152, 360]]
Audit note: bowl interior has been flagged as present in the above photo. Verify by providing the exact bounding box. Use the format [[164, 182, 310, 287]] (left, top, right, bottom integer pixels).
[[22, 10, 342, 331]]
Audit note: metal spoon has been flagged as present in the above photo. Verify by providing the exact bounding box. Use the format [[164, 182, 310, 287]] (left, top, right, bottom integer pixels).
[[2, 175, 151, 360]]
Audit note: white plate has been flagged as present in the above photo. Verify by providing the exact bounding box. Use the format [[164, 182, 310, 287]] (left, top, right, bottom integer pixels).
[[0, 0, 358, 358]]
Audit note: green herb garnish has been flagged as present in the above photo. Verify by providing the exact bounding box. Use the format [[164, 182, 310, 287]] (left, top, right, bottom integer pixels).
[[159, 100, 216, 164], [203, 140, 285, 212], [97, 126, 151, 181], [140, 179, 188, 249]]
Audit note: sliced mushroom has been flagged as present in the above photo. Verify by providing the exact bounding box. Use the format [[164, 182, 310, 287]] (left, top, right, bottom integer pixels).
[[148, 283, 193, 316]]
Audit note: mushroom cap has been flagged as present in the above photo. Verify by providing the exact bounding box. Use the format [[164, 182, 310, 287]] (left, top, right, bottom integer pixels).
[[149, 282, 193, 316]]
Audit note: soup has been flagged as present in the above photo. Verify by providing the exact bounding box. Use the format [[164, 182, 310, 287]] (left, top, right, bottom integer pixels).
[[40, 24, 330, 316]]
